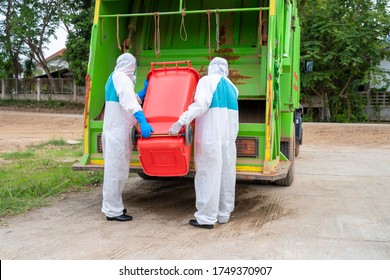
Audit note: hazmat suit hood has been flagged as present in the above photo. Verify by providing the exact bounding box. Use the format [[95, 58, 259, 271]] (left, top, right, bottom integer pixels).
[[207, 57, 229, 77], [115, 53, 137, 83]]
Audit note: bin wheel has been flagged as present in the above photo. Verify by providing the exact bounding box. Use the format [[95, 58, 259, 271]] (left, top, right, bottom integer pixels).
[[138, 172, 155, 180], [184, 124, 193, 145], [130, 126, 137, 147]]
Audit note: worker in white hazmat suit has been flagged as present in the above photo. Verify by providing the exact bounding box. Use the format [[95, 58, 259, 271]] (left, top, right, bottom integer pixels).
[[168, 57, 239, 229], [102, 53, 153, 222]]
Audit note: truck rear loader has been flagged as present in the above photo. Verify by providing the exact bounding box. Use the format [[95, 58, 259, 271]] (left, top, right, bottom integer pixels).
[[73, 0, 303, 186]]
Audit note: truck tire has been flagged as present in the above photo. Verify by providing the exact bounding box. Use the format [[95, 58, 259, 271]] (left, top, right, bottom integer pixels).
[[294, 107, 303, 157], [294, 142, 300, 157], [275, 129, 295, 186], [295, 127, 301, 157]]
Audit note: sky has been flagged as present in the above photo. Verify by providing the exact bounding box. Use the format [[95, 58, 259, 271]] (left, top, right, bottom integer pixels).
[[44, 26, 68, 58], [0, 12, 67, 59]]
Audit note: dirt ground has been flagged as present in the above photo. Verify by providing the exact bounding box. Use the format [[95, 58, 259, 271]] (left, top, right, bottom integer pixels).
[[0, 109, 389, 260], [0, 110, 84, 153]]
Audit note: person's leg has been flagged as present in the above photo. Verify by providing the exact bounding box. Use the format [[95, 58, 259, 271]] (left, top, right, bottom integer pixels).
[[217, 140, 237, 223], [101, 136, 130, 218], [193, 143, 222, 225]]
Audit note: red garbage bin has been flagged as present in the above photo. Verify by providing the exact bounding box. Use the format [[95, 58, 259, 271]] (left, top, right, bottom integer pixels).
[[132, 61, 200, 176]]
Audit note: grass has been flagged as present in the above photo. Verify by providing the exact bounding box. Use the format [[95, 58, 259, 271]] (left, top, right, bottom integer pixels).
[[0, 139, 103, 217], [0, 150, 35, 160], [0, 99, 84, 112]]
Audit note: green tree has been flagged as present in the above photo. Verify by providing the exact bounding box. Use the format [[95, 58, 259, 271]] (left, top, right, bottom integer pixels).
[[22, 54, 36, 78], [0, 0, 23, 78], [300, 0, 390, 122], [62, 0, 95, 86], [10, 0, 63, 80], [0, 44, 12, 78], [1, 0, 94, 83]]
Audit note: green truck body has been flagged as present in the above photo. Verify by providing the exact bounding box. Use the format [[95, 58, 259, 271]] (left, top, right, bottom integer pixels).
[[74, 0, 302, 186]]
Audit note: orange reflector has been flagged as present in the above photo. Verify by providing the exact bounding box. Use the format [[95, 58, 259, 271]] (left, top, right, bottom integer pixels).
[[98, 134, 138, 153], [97, 134, 103, 153], [236, 137, 258, 158]]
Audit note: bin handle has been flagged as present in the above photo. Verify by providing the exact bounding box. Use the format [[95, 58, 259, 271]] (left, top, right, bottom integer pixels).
[[131, 124, 193, 146], [151, 60, 192, 71]]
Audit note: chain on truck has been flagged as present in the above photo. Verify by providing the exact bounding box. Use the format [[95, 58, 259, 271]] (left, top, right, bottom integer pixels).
[[73, 0, 303, 187]]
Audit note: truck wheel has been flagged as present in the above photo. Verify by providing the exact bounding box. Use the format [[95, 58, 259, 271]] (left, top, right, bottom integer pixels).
[[295, 131, 300, 157], [294, 106, 303, 157], [275, 130, 295, 186], [294, 144, 300, 157]]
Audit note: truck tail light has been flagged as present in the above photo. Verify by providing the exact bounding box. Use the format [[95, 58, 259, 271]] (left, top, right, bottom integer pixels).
[[97, 134, 103, 153], [236, 137, 258, 158]]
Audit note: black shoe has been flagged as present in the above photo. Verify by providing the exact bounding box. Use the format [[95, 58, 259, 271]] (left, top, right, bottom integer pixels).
[[189, 219, 214, 229], [123, 208, 127, 214], [106, 214, 133, 222]]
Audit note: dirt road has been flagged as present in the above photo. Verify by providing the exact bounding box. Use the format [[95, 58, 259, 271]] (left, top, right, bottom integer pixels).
[[0, 110, 389, 259]]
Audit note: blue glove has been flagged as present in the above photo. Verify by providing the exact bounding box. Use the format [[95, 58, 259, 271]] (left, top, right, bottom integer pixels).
[[137, 79, 149, 102], [134, 111, 154, 138]]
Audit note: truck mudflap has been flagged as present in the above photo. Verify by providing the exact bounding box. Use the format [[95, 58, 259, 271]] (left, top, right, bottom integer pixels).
[[72, 161, 291, 182]]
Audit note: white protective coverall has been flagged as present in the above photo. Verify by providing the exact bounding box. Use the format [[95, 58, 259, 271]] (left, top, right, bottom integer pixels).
[[175, 57, 239, 225], [101, 53, 143, 218]]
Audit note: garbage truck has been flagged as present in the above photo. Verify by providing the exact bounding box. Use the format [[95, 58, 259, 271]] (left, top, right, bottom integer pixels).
[[73, 0, 303, 186]]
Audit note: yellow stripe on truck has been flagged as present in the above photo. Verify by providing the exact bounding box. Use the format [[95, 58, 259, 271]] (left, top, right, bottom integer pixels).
[[270, 0, 275, 16], [236, 166, 263, 172], [93, 0, 101, 24]]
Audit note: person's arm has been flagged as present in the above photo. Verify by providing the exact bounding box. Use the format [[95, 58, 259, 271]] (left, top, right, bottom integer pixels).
[[137, 79, 149, 102], [168, 78, 213, 135], [133, 111, 154, 138], [113, 72, 142, 114], [113, 73, 153, 138]]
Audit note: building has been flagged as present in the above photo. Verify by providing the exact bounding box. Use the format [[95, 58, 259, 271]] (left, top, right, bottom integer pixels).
[[35, 48, 70, 78]]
